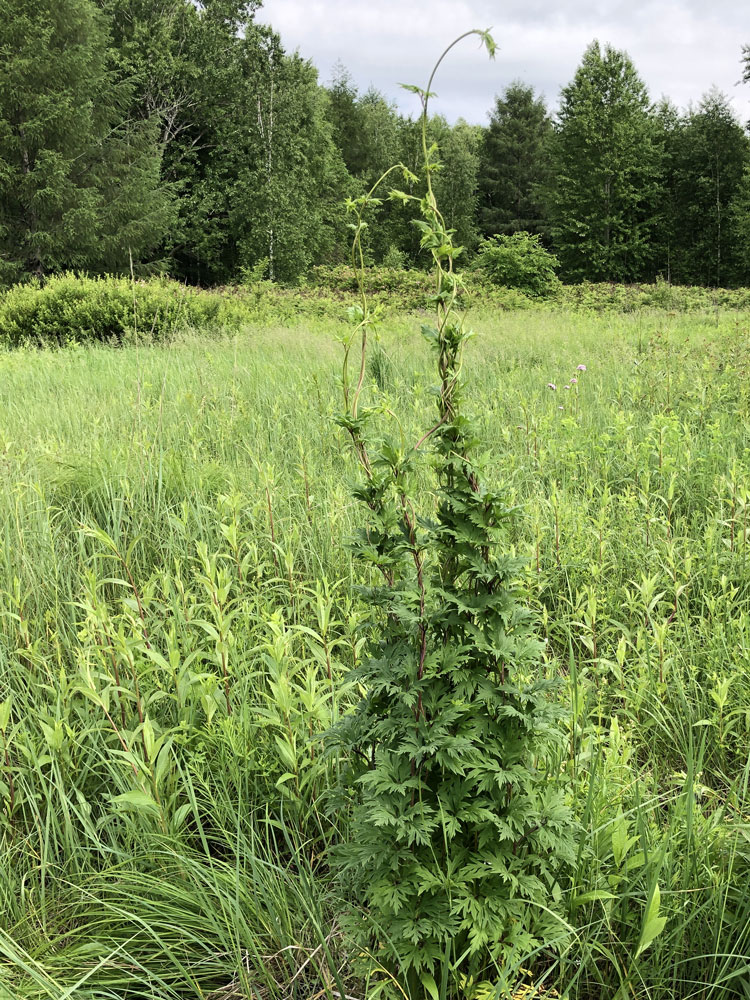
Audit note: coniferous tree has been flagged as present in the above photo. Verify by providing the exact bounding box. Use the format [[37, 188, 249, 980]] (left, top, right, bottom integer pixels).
[[730, 166, 750, 285], [325, 69, 420, 264], [327, 65, 371, 179], [668, 90, 749, 286], [549, 41, 661, 282], [651, 98, 681, 282], [355, 88, 415, 263], [100, 0, 348, 283], [0, 0, 173, 283], [101, 0, 262, 282], [478, 82, 552, 237], [234, 47, 350, 282], [97, 0, 201, 143], [175, 30, 349, 283]]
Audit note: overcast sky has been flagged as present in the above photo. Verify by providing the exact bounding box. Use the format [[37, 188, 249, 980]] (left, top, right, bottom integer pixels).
[[257, 1, 750, 125]]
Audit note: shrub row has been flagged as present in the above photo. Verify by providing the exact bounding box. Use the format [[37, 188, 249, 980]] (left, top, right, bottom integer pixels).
[[557, 279, 750, 312], [307, 266, 750, 313], [303, 264, 533, 311], [2, 272, 750, 349], [0, 274, 248, 347]]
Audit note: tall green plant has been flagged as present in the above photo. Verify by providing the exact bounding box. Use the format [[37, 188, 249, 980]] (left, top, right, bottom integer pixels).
[[334, 31, 575, 993]]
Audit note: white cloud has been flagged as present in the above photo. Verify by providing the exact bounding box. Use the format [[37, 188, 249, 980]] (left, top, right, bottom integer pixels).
[[256, 0, 750, 123]]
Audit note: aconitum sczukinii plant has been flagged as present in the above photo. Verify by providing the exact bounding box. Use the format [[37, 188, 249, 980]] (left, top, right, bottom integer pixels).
[[334, 31, 575, 993]]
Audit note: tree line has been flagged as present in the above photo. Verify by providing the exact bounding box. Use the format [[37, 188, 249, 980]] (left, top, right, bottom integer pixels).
[[2, 0, 750, 287]]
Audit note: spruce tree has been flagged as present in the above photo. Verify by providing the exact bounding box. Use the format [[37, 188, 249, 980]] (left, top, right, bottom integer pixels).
[[651, 98, 681, 282], [0, 0, 173, 283], [99, 0, 261, 145], [730, 166, 750, 285], [478, 82, 552, 237], [101, 0, 349, 283], [549, 41, 661, 282], [327, 66, 371, 179], [234, 47, 350, 282], [668, 91, 749, 286]]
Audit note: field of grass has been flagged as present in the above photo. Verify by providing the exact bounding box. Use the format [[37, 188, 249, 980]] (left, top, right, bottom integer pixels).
[[1, 302, 750, 998]]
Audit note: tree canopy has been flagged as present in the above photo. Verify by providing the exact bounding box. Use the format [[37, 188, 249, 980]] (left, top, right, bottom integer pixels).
[[1, 3, 749, 288], [0, 0, 173, 282], [548, 41, 662, 282]]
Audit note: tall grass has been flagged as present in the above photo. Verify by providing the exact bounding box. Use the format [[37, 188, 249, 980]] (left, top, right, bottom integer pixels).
[[1, 304, 750, 997]]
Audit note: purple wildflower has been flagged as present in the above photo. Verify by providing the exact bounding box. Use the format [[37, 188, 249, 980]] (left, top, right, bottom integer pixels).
[[570, 377, 578, 384], [577, 364, 587, 372], [547, 382, 557, 390]]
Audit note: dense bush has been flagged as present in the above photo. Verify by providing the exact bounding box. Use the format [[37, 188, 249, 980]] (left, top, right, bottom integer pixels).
[[307, 265, 750, 315], [472, 232, 561, 297], [0, 274, 243, 346], [306, 263, 433, 303]]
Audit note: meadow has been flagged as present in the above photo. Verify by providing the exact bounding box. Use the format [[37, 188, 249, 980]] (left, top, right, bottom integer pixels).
[[1, 300, 750, 998]]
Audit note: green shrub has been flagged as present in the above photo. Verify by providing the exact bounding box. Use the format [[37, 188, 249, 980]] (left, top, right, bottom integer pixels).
[[306, 263, 434, 308], [306, 264, 533, 312], [382, 245, 407, 269], [0, 274, 239, 346], [473, 232, 561, 297]]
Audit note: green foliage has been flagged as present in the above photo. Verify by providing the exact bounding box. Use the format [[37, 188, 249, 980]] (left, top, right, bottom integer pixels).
[[2, 270, 746, 354], [305, 264, 534, 312], [473, 232, 561, 297], [0, 274, 240, 345], [239, 49, 350, 283], [382, 245, 407, 269], [325, 68, 487, 268], [730, 166, 750, 284], [549, 41, 662, 282], [332, 34, 574, 989], [1, 295, 750, 995], [659, 90, 750, 286], [478, 82, 553, 237], [431, 117, 482, 253], [0, 0, 174, 283], [325, 69, 422, 265], [557, 279, 750, 311], [97, 1, 349, 285], [3, 0, 747, 291], [327, 66, 402, 184]]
